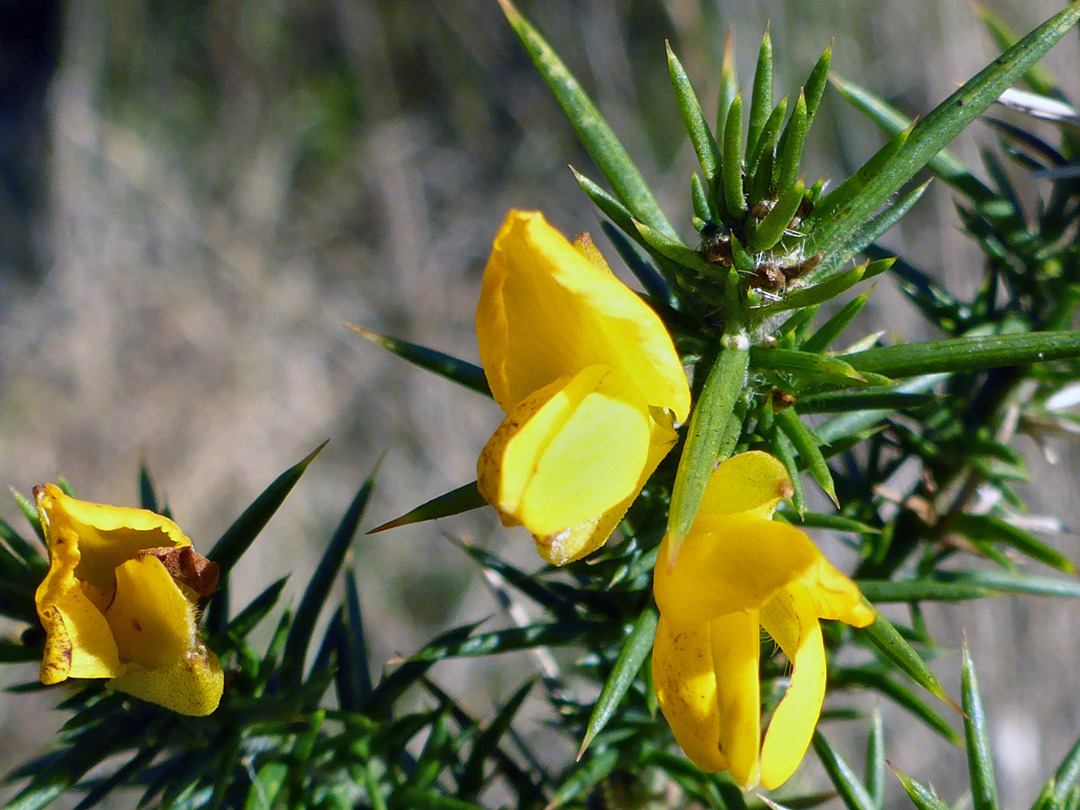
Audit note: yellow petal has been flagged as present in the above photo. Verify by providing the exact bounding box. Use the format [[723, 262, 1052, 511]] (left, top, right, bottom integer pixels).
[[476, 210, 689, 420], [105, 556, 196, 668], [34, 514, 122, 683], [478, 365, 651, 538], [36, 484, 191, 593], [698, 451, 794, 522], [759, 584, 826, 789], [652, 615, 728, 773], [799, 557, 877, 628], [109, 639, 223, 716], [710, 609, 762, 788], [534, 405, 679, 565], [654, 516, 821, 624]]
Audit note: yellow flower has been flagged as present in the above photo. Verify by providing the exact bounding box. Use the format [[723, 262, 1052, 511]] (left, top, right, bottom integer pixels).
[[652, 452, 875, 789], [33, 484, 224, 716], [476, 210, 691, 566]]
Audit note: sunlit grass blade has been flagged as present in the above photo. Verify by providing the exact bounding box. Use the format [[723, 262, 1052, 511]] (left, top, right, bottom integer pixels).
[[370, 481, 485, 533], [667, 340, 750, 563], [746, 26, 773, 162], [579, 605, 658, 758], [209, 440, 326, 578], [668, 43, 720, 187], [962, 639, 1000, 810], [458, 680, 534, 801], [775, 408, 838, 505], [282, 473, 374, 686], [812, 732, 877, 810], [497, 0, 676, 239], [810, 3, 1080, 259], [348, 325, 491, 397], [855, 614, 960, 713], [844, 330, 1080, 378]]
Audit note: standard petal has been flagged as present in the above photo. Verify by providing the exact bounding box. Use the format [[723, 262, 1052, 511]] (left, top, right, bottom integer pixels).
[[697, 451, 794, 522], [536, 406, 680, 565], [109, 639, 223, 716], [476, 210, 689, 419], [654, 516, 821, 624], [477, 365, 651, 539], [106, 556, 196, 668], [710, 609, 762, 789], [652, 615, 728, 773], [759, 584, 826, 789], [36, 484, 190, 593]]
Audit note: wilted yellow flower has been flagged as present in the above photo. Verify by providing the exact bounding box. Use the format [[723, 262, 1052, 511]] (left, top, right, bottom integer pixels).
[[33, 484, 223, 716], [652, 452, 875, 789], [476, 210, 691, 566]]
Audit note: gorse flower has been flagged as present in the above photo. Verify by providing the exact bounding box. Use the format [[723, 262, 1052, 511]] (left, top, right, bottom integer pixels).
[[652, 452, 875, 789], [33, 484, 224, 716], [476, 210, 691, 565]]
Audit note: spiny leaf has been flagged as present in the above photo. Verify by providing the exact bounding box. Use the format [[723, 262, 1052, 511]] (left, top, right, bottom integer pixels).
[[867, 709, 886, 809], [347, 325, 491, 397], [370, 481, 485, 533], [774, 408, 838, 506], [953, 513, 1076, 573], [855, 614, 960, 713], [750, 346, 868, 387], [844, 330, 1080, 378], [962, 639, 1000, 810], [890, 763, 952, 810], [747, 178, 806, 252], [775, 91, 809, 194], [812, 732, 877, 810], [545, 749, 620, 809], [497, 0, 677, 239], [667, 43, 720, 188], [746, 26, 773, 162], [336, 568, 373, 710], [809, 3, 1080, 258], [282, 473, 375, 685], [795, 389, 938, 415], [723, 93, 747, 219], [800, 291, 871, 354], [937, 569, 1080, 598], [227, 576, 289, 639], [857, 578, 992, 602], [209, 441, 326, 577], [578, 605, 658, 758], [833, 667, 961, 745], [667, 339, 750, 562], [458, 680, 534, 800]]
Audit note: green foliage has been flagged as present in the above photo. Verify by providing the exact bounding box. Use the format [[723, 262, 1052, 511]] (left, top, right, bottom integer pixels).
[[4, 2, 1080, 808]]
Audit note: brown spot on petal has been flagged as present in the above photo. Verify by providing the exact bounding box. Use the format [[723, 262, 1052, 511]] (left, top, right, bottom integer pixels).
[[779, 479, 795, 500], [131, 619, 142, 632], [138, 546, 220, 598], [39, 606, 73, 684]]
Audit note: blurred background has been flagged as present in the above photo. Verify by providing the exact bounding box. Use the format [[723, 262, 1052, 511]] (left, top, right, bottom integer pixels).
[[0, 0, 1078, 805]]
